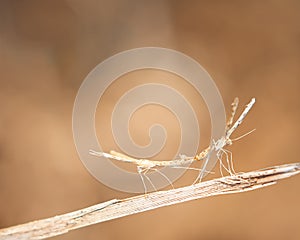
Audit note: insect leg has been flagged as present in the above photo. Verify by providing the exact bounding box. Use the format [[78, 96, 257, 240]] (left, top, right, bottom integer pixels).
[[152, 168, 174, 189], [137, 166, 148, 194], [142, 168, 157, 192]]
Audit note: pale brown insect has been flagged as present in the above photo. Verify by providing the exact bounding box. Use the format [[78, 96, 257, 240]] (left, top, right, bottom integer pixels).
[[90, 98, 256, 192]]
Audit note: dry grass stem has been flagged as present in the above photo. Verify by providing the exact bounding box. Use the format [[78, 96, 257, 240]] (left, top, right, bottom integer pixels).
[[0, 162, 299, 240]]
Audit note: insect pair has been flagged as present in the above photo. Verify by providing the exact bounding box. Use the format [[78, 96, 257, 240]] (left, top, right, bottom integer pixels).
[[90, 97, 256, 193]]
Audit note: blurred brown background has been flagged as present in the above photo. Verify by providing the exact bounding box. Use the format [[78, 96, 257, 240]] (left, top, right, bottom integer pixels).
[[0, 0, 299, 239]]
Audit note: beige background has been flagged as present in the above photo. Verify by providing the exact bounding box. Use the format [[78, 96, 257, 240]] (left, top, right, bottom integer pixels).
[[0, 1, 299, 239]]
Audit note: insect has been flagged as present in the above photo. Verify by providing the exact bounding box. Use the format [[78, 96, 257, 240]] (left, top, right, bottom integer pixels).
[[90, 97, 256, 193]]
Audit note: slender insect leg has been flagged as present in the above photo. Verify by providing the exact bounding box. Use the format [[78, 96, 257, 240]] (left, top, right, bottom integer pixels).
[[171, 165, 215, 185], [219, 157, 224, 177], [217, 150, 225, 177], [221, 148, 233, 175], [152, 168, 174, 189], [137, 166, 148, 194], [142, 168, 157, 192], [220, 148, 237, 175], [195, 146, 214, 183], [192, 175, 200, 185], [192, 162, 210, 184], [171, 166, 214, 174], [223, 148, 236, 175], [218, 149, 232, 176], [193, 166, 204, 184], [192, 161, 206, 184], [218, 149, 250, 183], [219, 148, 235, 175], [193, 166, 212, 183]]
